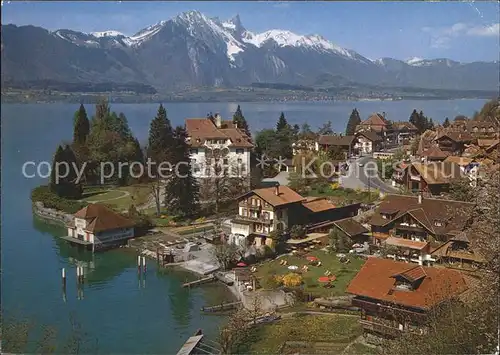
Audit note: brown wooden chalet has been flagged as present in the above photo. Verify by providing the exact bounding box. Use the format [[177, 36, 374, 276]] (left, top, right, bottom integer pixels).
[[230, 185, 361, 247], [419, 146, 450, 162], [403, 162, 463, 196], [347, 258, 468, 338], [370, 194, 475, 265], [316, 135, 358, 157], [435, 132, 473, 155], [431, 230, 485, 269]]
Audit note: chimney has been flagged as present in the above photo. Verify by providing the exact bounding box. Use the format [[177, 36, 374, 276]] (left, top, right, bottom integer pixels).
[[418, 193, 423, 204], [214, 113, 222, 128], [235, 122, 238, 129], [275, 184, 280, 196]]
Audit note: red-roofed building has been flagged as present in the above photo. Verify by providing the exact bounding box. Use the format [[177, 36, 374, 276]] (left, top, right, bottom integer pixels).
[[66, 204, 135, 251], [347, 258, 468, 338], [185, 114, 253, 180]]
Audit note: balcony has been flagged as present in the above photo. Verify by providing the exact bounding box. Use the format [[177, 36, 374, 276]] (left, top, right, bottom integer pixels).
[[233, 215, 273, 225], [359, 319, 402, 338]]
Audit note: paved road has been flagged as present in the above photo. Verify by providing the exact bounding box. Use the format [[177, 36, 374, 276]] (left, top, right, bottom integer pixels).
[[341, 155, 398, 194]]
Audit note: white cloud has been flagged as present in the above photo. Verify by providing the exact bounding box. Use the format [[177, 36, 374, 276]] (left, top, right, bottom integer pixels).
[[467, 23, 500, 37], [422, 22, 499, 49]]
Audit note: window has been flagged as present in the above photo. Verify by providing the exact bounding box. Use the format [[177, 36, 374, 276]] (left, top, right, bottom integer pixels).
[[242, 208, 247, 216], [224, 167, 229, 174], [190, 148, 198, 154], [237, 158, 243, 164], [382, 214, 387, 219], [257, 199, 261, 206], [236, 148, 244, 154], [223, 158, 229, 165], [434, 221, 443, 227]]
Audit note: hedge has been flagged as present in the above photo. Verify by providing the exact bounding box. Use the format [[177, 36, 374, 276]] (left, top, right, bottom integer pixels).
[[31, 185, 86, 214]]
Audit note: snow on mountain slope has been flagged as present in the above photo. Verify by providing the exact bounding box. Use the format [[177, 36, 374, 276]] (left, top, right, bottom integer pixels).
[[406, 57, 424, 65], [91, 30, 125, 38]]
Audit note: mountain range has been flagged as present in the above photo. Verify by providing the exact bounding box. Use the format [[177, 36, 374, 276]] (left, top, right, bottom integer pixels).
[[2, 10, 498, 92]]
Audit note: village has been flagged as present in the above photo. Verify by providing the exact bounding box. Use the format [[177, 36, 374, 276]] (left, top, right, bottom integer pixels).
[[32, 98, 499, 355]]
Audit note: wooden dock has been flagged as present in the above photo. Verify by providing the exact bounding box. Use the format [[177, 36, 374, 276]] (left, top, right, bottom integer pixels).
[[214, 271, 234, 286], [182, 275, 216, 288], [201, 301, 242, 313], [176, 330, 220, 355]]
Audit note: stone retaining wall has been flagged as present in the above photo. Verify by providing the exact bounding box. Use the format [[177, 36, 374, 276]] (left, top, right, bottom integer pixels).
[[32, 201, 73, 226]]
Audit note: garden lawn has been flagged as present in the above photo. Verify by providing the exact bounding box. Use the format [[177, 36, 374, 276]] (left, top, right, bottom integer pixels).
[[242, 314, 362, 354], [81, 184, 151, 211], [255, 250, 365, 297]]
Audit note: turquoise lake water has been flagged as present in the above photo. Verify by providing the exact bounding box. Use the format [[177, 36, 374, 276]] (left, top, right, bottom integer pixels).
[[1, 99, 487, 353]]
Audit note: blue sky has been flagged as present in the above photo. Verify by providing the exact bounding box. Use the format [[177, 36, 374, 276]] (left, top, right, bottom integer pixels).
[[2, 1, 499, 62]]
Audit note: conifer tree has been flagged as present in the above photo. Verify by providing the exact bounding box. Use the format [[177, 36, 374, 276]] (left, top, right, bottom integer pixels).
[[73, 104, 90, 145], [346, 109, 361, 135], [147, 104, 174, 215], [443, 117, 451, 128], [147, 104, 173, 163], [50, 145, 65, 195], [409, 109, 420, 129], [232, 105, 251, 138], [49, 145, 82, 199], [276, 112, 289, 131], [164, 126, 199, 217]]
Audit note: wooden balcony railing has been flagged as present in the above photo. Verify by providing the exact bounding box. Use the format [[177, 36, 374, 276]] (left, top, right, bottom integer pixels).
[[359, 319, 402, 337]]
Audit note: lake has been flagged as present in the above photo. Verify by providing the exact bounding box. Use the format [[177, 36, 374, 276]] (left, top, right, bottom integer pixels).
[[0, 99, 487, 353]]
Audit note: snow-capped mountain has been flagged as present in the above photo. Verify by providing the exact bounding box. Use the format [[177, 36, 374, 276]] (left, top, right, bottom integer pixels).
[[2, 10, 498, 91]]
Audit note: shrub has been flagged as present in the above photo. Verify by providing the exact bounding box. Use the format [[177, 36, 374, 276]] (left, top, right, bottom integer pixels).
[[282, 273, 303, 287], [31, 185, 86, 214], [266, 274, 282, 289]]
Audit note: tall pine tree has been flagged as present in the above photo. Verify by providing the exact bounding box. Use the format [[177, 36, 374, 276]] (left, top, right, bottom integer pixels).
[[49, 145, 82, 199], [276, 112, 289, 131], [147, 104, 174, 215], [73, 104, 90, 145], [147, 104, 174, 164], [443, 117, 451, 128], [164, 126, 199, 217], [232, 105, 251, 138], [345, 109, 361, 135]]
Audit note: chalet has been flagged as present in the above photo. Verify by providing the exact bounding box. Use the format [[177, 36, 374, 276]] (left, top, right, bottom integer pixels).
[[369, 194, 475, 265], [347, 258, 468, 338], [185, 114, 253, 181], [390, 122, 418, 145], [330, 217, 369, 244], [431, 231, 485, 269], [230, 185, 360, 248], [230, 185, 306, 247], [316, 135, 358, 158], [66, 204, 135, 251], [356, 113, 389, 136], [355, 131, 382, 154], [466, 121, 497, 137], [435, 132, 473, 155], [419, 146, 450, 162], [403, 162, 463, 195]]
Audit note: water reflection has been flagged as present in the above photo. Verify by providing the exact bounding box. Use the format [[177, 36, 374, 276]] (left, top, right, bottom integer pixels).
[[32, 216, 134, 286]]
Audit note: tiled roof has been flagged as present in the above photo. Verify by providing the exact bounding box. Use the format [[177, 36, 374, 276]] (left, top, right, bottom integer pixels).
[[318, 135, 355, 146], [391, 121, 418, 132], [421, 146, 450, 159], [477, 139, 498, 148], [74, 204, 135, 233], [240, 185, 305, 207], [385, 236, 429, 250], [370, 194, 474, 236], [356, 131, 382, 142], [333, 217, 368, 237], [347, 258, 468, 310], [360, 113, 389, 127], [436, 131, 474, 143], [443, 156, 473, 166], [301, 197, 336, 213], [410, 162, 463, 184], [395, 265, 427, 283], [185, 118, 253, 148], [431, 239, 485, 263]]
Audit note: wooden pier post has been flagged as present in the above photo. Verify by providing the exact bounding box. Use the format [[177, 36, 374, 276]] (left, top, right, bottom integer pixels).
[[62, 268, 67, 302], [80, 266, 84, 284], [156, 248, 160, 265], [142, 256, 146, 273], [137, 255, 141, 274]]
